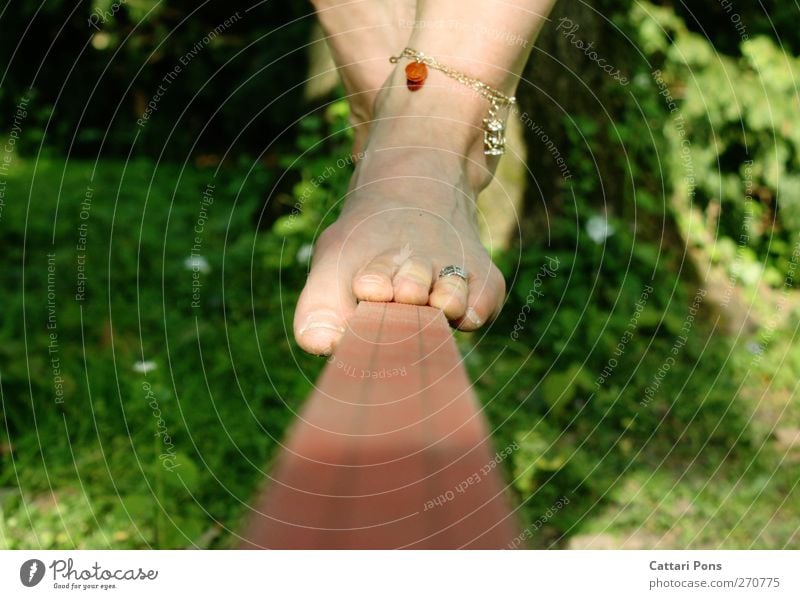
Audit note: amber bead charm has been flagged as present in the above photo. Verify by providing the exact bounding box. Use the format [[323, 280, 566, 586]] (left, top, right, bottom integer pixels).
[[405, 61, 428, 91]]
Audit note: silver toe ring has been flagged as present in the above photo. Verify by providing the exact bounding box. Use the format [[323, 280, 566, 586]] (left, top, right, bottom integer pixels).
[[438, 265, 468, 282]]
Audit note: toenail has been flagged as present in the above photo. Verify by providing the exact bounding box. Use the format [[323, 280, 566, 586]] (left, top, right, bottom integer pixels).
[[396, 275, 425, 287], [465, 307, 482, 326], [299, 314, 345, 336]]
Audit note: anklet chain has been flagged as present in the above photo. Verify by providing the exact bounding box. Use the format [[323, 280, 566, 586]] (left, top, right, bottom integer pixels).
[[389, 47, 516, 156]]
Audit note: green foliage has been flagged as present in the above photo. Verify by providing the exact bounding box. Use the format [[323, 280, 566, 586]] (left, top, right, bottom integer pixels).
[[632, 3, 800, 288], [466, 1, 800, 547], [270, 98, 354, 241], [0, 92, 357, 547], [0, 158, 323, 548]]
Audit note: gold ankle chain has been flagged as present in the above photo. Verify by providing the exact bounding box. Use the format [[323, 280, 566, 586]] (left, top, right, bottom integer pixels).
[[389, 47, 516, 156]]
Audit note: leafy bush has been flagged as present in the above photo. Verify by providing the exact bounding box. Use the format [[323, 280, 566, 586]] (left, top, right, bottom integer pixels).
[[632, 2, 800, 286]]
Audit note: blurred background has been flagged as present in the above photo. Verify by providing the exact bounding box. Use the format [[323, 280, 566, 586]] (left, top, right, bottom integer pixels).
[[0, 0, 798, 549]]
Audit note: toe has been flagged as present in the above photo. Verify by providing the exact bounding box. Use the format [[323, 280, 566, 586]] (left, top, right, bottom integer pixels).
[[352, 250, 400, 302], [393, 256, 433, 305], [454, 269, 506, 331], [295, 307, 349, 356], [429, 268, 469, 321], [294, 241, 357, 356]]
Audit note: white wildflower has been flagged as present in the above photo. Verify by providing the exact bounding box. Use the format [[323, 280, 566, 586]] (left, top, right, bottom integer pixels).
[[184, 255, 211, 274], [586, 214, 615, 244], [296, 243, 314, 265], [133, 360, 157, 374]]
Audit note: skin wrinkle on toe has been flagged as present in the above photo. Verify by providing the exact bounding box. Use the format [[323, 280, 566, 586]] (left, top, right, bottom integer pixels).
[[357, 273, 391, 287]]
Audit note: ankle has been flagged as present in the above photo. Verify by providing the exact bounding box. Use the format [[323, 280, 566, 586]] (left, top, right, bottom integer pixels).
[[368, 64, 500, 191]]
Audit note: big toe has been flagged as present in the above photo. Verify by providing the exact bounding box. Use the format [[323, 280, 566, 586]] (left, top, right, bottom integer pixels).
[[294, 249, 357, 356]]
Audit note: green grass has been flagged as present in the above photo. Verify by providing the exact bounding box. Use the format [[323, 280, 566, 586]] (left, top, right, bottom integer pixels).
[[0, 157, 322, 548], [1, 157, 798, 548]]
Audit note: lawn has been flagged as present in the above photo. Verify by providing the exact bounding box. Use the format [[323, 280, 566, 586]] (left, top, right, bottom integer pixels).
[[1, 157, 798, 548]]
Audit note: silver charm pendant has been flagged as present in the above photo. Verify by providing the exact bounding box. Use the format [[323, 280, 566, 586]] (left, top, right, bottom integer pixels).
[[483, 98, 510, 156], [483, 117, 507, 156]]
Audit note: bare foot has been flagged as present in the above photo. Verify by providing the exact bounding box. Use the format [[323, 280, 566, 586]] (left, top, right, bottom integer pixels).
[[294, 63, 507, 355]]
